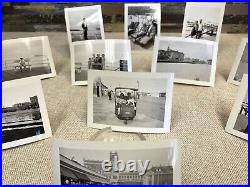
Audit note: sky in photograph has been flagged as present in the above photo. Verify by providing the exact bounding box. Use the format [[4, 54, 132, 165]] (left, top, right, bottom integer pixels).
[[185, 4, 223, 24], [96, 75, 168, 93], [2, 84, 39, 108], [68, 8, 101, 30], [2, 39, 44, 64], [159, 40, 214, 61], [60, 146, 174, 168]]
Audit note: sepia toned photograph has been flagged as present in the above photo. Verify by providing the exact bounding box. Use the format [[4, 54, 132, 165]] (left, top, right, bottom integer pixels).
[[87, 70, 174, 133], [53, 139, 181, 185], [65, 5, 105, 44], [2, 36, 56, 82], [228, 38, 248, 85], [225, 74, 248, 140], [2, 78, 52, 149], [182, 3, 225, 42], [124, 3, 161, 50], [71, 39, 132, 85], [152, 37, 218, 87]]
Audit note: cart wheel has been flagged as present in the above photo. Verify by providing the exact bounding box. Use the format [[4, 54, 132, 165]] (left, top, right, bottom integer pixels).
[[124, 120, 128, 125]]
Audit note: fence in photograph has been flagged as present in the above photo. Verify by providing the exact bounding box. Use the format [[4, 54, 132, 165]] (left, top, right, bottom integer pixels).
[[2, 56, 50, 71], [70, 29, 102, 40], [75, 61, 128, 71]]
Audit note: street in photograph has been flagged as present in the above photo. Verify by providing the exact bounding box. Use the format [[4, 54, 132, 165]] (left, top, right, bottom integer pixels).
[[88, 71, 174, 133], [2, 37, 55, 82], [125, 4, 161, 49]]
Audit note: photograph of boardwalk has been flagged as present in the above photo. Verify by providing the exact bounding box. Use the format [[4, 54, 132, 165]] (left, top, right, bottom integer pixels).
[[58, 143, 175, 184], [182, 3, 225, 42], [125, 4, 160, 49], [2, 37, 54, 82], [65, 6, 104, 42], [233, 93, 248, 134], [155, 38, 215, 83], [72, 40, 131, 84], [234, 42, 248, 82], [88, 71, 174, 133], [2, 78, 52, 149]]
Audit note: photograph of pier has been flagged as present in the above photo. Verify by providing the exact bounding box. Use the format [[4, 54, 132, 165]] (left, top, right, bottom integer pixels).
[[2, 37, 53, 82]]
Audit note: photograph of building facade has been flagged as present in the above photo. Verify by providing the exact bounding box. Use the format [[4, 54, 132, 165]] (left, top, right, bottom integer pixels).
[[153, 37, 216, 84], [125, 4, 160, 49], [91, 74, 170, 129], [2, 37, 54, 82], [59, 148, 174, 185], [72, 40, 131, 85]]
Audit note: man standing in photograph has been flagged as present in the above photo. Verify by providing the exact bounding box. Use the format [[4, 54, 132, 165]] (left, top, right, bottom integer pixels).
[[81, 18, 88, 40], [196, 19, 203, 39]]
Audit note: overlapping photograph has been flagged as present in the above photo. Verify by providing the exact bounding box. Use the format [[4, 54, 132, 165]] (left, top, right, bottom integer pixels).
[[228, 38, 248, 85], [125, 3, 161, 50], [53, 140, 181, 185], [65, 5, 104, 44], [71, 40, 132, 85], [226, 74, 248, 140], [2, 36, 56, 82], [88, 70, 174, 133], [182, 2, 225, 42], [2, 78, 52, 149], [152, 37, 218, 87]]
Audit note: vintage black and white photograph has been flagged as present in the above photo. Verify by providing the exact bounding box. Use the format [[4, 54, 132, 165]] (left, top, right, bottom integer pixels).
[[2, 36, 56, 82], [182, 3, 225, 42], [65, 5, 105, 44], [226, 74, 248, 140], [228, 38, 248, 85], [53, 140, 181, 185], [124, 3, 161, 50], [152, 37, 218, 87], [2, 78, 52, 149], [71, 40, 132, 85], [87, 70, 174, 133]]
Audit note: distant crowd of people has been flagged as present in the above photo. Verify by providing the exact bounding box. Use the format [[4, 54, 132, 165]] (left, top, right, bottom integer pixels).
[[88, 54, 105, 70]]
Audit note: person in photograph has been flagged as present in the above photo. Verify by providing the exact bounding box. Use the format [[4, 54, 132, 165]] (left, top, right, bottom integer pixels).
[[88, 58, 92, 69], [101, 54, 105, 69], [19, 58, 27, 72], [190, 21, 198, 38], [81, 18, 88, 40], [108, 90, 112, 100], [196, 19, 204, 39]]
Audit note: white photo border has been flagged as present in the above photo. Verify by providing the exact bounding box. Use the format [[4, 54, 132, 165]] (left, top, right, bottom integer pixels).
[[52, 139, 181, 184], [227, 38, 248, 85], [225, 74, 248, 140], [124, 3, 161, 41], [2, 77, 52, 149], [71, 39, 132, 86], [151, 36, 218, 87], [87, 70, 174, 133], [181, 2, 226, 43], [64, 5, 105, 49], [2, 36, 56, 82]]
